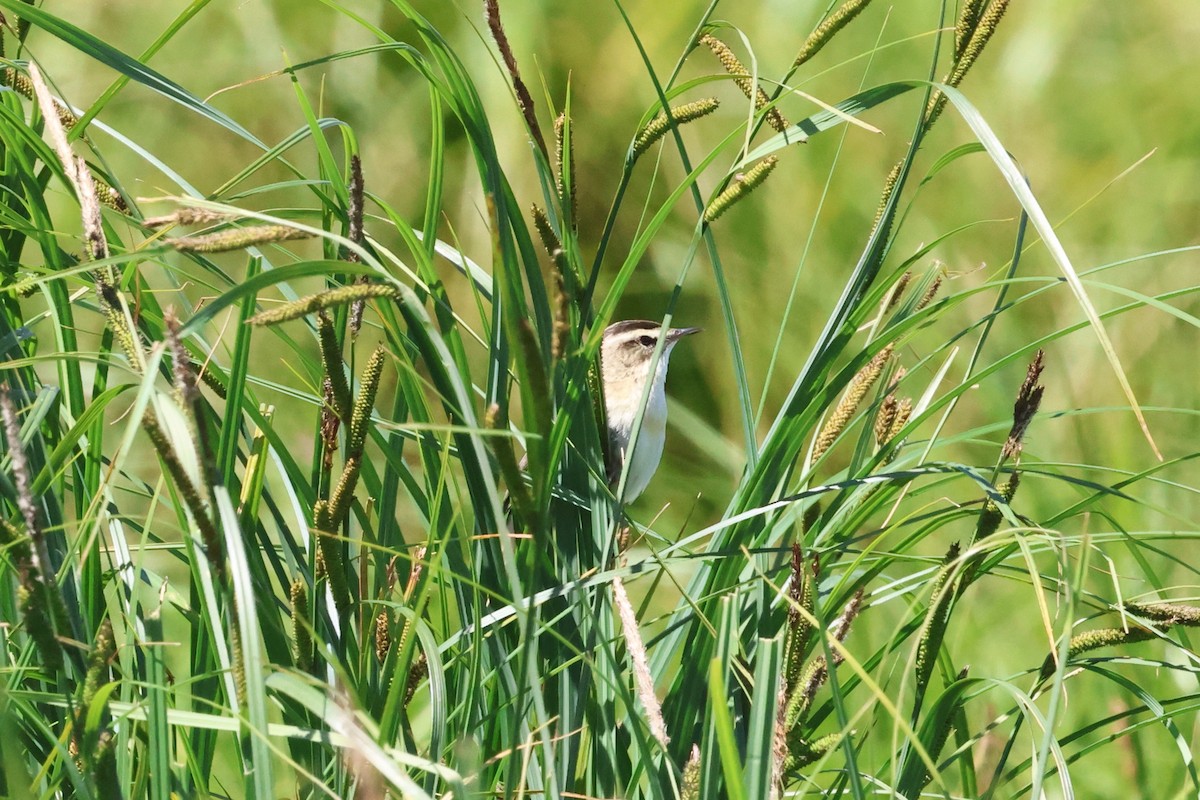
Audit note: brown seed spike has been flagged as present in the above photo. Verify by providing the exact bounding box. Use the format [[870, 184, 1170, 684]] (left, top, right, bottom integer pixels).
[[320, 376, 340, 471], [790, 543, 804, 590], [164, 309, 198, 408], [484, 0, 548, 159], [889, 397, 913, 441], [1126, 602, 1200, 626], [915, 274, 943, 311], [1002, 349, 1045, 461], [143, 207, 234, 229], [874, 395, 898, 446], [347, 154, 364, 249], [832, 589, 865, 643], [1, 387, 41, 544], [786, 543, 807, 635], [405, 545, 427, 601], [882, 271, 912, 315]]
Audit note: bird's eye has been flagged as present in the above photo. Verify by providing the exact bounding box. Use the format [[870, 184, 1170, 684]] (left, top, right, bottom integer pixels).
[[638, 335, 655, 347]]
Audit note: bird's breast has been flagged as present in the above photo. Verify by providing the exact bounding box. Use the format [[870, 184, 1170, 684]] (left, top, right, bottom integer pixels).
[[609, 377, 668, 501]]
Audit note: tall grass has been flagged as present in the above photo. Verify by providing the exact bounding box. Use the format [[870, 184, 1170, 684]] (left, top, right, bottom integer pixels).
[[2, 0, 1199, 797]]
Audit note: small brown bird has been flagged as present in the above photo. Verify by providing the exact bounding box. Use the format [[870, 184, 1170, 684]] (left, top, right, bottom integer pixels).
[[600, 320, 700, 501]]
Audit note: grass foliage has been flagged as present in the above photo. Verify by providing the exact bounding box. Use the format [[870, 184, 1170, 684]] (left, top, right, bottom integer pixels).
[[2, 0, 1199, 797]]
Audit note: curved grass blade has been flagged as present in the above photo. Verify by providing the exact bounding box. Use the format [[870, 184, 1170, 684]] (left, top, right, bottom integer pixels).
[[0, 0, 266, 147], [744, 81, 916, 163], [936, 82, 1161, 460]]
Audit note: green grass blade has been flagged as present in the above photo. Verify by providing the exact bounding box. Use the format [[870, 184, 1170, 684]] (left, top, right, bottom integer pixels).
[[0, 0, 266, 146], [744, 638, 782, 800], [936, 82, 1161, 459]]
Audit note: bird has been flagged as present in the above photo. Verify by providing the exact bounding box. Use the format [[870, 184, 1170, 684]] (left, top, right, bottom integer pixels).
[[599, 319, 700, 502]]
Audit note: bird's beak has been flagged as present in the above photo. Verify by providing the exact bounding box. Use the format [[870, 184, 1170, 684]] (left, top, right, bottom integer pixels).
[[667, 326, 702, 342]]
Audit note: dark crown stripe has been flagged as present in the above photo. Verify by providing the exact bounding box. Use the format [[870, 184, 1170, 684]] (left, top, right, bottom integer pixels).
[[603, 319, 662, 338]]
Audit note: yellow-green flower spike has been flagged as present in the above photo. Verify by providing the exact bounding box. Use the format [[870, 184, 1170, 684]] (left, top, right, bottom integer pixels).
[[6, 68, 78, 130], [98, 285, 145, 373], [814, 343, 894, 461], [793, 0, 873, 69], [229, 604, 247, 706], [247, 283, 399, 326], [329, 455, 362, 526], [955, 0, 988, 60], [783, 544, 815, 700], [348, 344, 386, 458], [703, 155, 779, 222], [872, 158, 904, 235], [374, 609, 392, 664], [681, 745, 701, 800], [952, 0, 1011, 86], [531, 203, 563, 260], [405, 651, 428, 706], [699, 34, 790, 132], [167, 224, 311, 253], [926, 0, 1011, 130], [913, 543, 960, 705], [314, 499, 352, 618], [1040, 626, 1160, 680], [633, 98, 720, 159], [317, 312, 352, 422], [91, 177, 127, 214], [555, 112, 577, 226], [874, 395, 898, 446], [82, 619, 115, 709], [784, 730, 844, 772], [290, 579, 313, 671], [972, 473, 1021, 545]]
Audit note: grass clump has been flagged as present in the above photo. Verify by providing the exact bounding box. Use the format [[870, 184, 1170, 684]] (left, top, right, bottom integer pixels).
[[0, 2, 1197, 799]]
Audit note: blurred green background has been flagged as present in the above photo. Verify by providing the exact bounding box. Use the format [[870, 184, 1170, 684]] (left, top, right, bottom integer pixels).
[[36, 0, 1200, 531]]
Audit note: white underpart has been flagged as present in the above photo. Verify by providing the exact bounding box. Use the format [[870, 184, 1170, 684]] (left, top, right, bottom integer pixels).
[[611, 345, 674, 502]]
